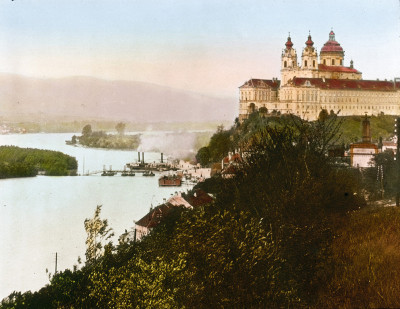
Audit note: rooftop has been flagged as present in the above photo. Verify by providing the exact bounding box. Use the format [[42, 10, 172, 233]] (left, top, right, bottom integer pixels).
[[289, 77, 400, 91]]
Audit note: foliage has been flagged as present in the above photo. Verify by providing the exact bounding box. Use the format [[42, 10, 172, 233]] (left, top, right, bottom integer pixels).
[[211, 118, 364, 305], [363, 150, 398, 199], [195, 146, 210, 166], [167, 208, 298, 308], [0, 161, 36, 179], [84, 205, 114, 265], [81, 124, 92, 136], [338, 114, 396, 145], [70, 124, 140, 149], [115, 122, 126, 136], [5, 114, 390, 308], [319, 207, 400, 308], [0, 146, 77, 178], [207, 125, 233, 162]]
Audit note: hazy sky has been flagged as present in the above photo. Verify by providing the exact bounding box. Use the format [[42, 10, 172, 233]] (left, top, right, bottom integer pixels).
[[0, 0, 399, 97]]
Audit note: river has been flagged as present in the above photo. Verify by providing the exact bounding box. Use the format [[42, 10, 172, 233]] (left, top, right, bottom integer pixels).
[[0, 133, 193, 299]]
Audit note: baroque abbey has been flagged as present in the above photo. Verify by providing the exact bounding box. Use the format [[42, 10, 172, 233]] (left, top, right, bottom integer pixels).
[[239, 30, 400, 121]]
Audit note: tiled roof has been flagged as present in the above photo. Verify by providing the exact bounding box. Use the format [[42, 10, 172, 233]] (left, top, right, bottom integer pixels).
[[290, 77, 400, 91], [318, 64, 360, 74], [166, 195, 192, 208], [136, 195, 192, 228], [186, 189, 214, 208], [240, 78, 280, 89], [223, 153, 242, 164], [321, 40, 344, 53], [136, 204, 171, 228]]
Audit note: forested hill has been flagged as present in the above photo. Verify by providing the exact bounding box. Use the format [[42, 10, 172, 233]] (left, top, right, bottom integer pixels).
[[0, 146, 77, 178]]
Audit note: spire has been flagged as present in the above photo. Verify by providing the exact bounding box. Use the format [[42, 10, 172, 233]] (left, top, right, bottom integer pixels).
[[285, 33, 293, 49], [329, 29, 335, 41], [305, 31, 314, 47]]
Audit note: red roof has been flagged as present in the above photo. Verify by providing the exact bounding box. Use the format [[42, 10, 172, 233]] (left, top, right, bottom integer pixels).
[[321, 40, 344, 53], [223, 153, 242, 164], [186, 189, 214, 208], [285, 36, 293, 49], [318, 64, 360, 73], [305, 34, 314, 47], [136, 204, 171, 228], [321, 30, 344, 53], [290, 77, 400, 91], [239, 78, 280, 89]]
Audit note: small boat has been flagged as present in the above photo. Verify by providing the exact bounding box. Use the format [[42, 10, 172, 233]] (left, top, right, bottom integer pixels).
[[158, 175, 182, 186], [101, 171, 115, 176], [122, 171, 135, 176], [143, 171, 155, 177]]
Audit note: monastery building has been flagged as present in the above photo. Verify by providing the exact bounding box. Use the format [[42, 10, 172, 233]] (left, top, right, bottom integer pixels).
[[239, 30, 400, 121]]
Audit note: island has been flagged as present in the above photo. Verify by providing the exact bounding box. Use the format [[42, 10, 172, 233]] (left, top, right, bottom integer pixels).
[[66, 123, 140, 149], [0, 146, 77, 178]]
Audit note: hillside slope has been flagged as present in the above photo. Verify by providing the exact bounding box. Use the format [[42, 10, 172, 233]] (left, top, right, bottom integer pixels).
[[0, 74, 236, 122]]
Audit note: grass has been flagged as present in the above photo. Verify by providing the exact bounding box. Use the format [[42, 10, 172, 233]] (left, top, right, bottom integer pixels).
[[338, 115, 396, 145], [319, 206, 400, 308]]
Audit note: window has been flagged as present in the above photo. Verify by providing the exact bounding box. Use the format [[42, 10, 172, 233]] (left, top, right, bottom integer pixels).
[[313, 60, 316, 67], [284, 61, 287, 68], [340, 59, 343, 65], [332, 59, 335, 65], [305, 60, 308, 67], [323, 59, 326, 65]]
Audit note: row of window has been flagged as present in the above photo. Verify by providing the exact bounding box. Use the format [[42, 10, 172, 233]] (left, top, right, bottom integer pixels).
[[284, 58, 343, 68], [321, 58, 343, 66], [241, 90, 276, 101]]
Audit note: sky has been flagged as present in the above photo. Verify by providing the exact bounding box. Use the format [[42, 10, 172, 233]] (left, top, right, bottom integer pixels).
[[0, 0, 399, 97]]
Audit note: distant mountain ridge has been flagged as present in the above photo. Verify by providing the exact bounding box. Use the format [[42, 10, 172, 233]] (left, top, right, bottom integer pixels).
[[0, 73, 236, 122]]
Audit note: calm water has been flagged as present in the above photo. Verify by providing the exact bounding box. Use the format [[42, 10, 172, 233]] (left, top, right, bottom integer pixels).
[[0, 133, 191, 299]]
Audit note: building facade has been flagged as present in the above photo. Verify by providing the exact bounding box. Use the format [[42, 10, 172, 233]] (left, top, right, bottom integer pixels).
[[239, 30, 400, 121]]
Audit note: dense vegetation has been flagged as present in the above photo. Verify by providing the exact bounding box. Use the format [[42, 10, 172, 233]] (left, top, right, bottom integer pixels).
[[67, 124, 140, 149], [2, 113, 400, 308], [0, 146, 77, 178]]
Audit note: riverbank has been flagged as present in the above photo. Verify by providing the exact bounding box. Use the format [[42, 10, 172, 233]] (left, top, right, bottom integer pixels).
[[0, 146, 77, 178]]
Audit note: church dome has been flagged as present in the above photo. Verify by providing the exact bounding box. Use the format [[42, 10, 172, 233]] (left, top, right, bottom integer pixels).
[[320, 30, 343, 53]]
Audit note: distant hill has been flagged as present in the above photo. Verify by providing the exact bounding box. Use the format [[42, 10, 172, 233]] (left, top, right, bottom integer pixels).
[[0, 73, 237, 122]]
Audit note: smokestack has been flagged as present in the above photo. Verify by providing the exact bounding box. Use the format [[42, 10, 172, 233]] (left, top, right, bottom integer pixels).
[[138, 152, 140, 162], [161, 153, 163, 163], [142, 152, 144, 164], [362, 114, 371, 143]]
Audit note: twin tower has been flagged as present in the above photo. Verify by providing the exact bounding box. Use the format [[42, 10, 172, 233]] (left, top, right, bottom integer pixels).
[[280, 31, 357, 86]]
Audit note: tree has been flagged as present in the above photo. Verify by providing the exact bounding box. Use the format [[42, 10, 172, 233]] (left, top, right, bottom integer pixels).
[[82, 124, 92, 137], [195, 146, 211, 166], [84, 205, 114, 265], [318, 109, 329, 121], [212, 118, 364, 305], [208, 128, 232, 162], [115, 122, 126, 136]]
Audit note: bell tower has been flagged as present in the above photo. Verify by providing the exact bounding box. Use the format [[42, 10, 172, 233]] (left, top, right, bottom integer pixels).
[[281, 34, 298, 86], [301, 32, 318, 73]]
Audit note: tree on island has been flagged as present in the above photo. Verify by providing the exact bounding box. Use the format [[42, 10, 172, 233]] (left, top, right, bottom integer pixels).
[[115, 122, 126, 136], [82, 124, 92, 137]]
